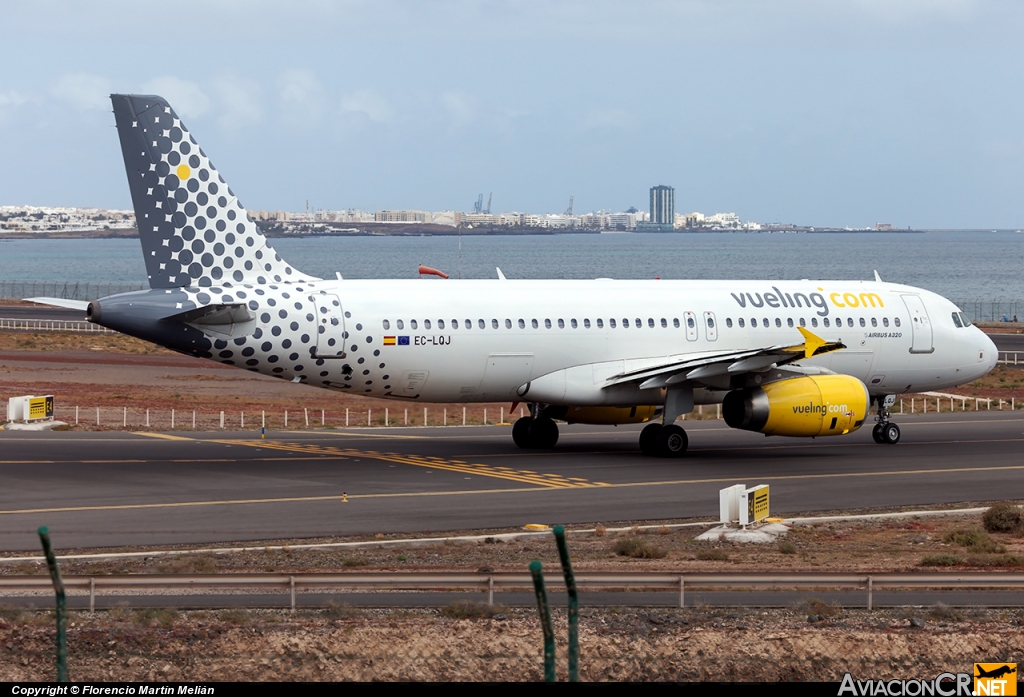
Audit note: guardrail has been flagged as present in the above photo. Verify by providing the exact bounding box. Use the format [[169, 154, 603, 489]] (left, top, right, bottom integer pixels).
[[2, 571, 1023, 611], [999, 351, 1023, 366], [0, 280, 145, 301], [0, 318, 115, 333]]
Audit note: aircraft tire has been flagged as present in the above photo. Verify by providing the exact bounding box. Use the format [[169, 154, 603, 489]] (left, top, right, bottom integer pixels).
[[656, 424, 688, 458], [639, 423, 662, 456], [871, 424, 885, 444], [528, 417, 559, 449], [882, 423, 901, 445], [512, 417, 532, 449]]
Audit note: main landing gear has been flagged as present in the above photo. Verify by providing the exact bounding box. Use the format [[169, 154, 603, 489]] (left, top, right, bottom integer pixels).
[[871, 395, 901, 445], [639, 422, 688, 458], [512, 414, 559, 449]]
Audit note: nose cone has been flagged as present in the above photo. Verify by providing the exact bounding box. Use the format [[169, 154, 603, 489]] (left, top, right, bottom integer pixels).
[[979, 330, 999, 373]]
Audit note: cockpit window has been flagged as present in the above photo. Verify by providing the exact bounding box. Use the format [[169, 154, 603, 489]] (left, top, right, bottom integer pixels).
[[951, 312, 963, 328], [959, 312, 972, 327]]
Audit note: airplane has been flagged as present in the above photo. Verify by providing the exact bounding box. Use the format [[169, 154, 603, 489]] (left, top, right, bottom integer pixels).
[[30, 94, 999, 458]]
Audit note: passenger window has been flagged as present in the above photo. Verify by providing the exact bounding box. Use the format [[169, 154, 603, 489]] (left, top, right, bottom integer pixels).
[[545, 319, 552, 329], [397, 319, 404, 330], [882, 317, 889, 327], [687, 317, 695, 329], [438, 319, 445, 329], [610, 318, 617, 328], [382, 319, 390, 330], [478, 319, 485, 329], [465, 319, 471, 329], [558, 319, 565, 329], [424, 319, 431, 330], [505, 319, 512, 329], [621, 318, 628, 328], [763, 317, 769, 327], [492, 319, 499, 329], [860, 318, 866, 327], [799, 318, 806, 327], [648, 318, 655, 328], [584, 319, 591, 328], [637, 318, 643, 328], [708, 317, 715, 328], [894, 317, 901, 327], [597, 318, 604, 328], [952, 312, 963, 328], [726, 318, 733, 328], [750, 318, 757, 327], [738, 318, 745, 328], [811, 318, 818, 328], [661, 318, 667, 328], [823, 318, 830, 327], [532, 319, 538, 328], [571, 319, 578, 328], [787, 318, 794, 328], [775, 318, 782, 328], [410, 319, 418, 330], [871, 317, 877, 327], [451, 319, 458, 329], [673, 318, 680, 328], [518, 319, 525, 329]]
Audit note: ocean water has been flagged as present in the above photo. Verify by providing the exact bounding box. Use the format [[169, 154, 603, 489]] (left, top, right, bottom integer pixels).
[[0, 231, 1021, 305]]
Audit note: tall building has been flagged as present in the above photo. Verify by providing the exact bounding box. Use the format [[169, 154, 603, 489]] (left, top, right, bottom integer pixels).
[[650, 185, 674, 226]]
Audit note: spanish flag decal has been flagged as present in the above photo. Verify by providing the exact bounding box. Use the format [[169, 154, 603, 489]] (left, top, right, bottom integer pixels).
[[383, 336, 397, 346]]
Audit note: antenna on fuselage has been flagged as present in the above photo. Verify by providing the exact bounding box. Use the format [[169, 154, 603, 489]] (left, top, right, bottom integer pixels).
[[873, 270, 882, 282]]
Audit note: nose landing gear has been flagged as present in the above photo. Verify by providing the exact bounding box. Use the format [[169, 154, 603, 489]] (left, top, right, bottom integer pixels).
[[512, 412, 559, 449], [871, 395, 901, 445]]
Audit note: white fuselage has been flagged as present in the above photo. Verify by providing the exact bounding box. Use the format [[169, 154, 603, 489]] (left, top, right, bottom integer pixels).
[[204, 277, 997, 406]]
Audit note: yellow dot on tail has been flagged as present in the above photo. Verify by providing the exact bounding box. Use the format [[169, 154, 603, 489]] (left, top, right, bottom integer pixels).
[[176, 164, 191, 180]]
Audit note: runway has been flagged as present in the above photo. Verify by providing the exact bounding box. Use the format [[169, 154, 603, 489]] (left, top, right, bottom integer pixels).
[[1, 411, 1023, 552]]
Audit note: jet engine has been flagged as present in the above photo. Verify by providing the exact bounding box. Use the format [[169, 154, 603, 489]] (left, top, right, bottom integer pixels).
[[722, 374, 869, 437], [546, 405, 658, 425]]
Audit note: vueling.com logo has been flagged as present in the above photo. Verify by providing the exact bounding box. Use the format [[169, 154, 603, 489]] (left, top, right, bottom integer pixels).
[[792, 402, 849, 415], [730, 286, 884, 317]]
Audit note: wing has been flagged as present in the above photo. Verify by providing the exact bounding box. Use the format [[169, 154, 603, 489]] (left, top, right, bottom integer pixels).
[[604, 327, 846, 390], [24, 297, 90, 311]]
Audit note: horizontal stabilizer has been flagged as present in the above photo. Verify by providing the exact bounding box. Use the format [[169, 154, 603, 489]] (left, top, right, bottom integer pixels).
[[24, 297, 90, 311]]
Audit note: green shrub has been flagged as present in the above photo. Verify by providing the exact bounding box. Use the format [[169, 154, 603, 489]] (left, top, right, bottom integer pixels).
[[982, 503, 1024, 533], [920, 554, 963, 567], [803, 598, 842, 618], [778, 541, 797, 555], [613, 537, 668, 559], [696, 548, 730, 562], [440, 600, 505, 619], [944, 529, 1004, 553]]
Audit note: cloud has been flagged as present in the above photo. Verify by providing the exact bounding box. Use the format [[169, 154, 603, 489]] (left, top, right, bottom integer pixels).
[[278, 69, 325, 122], [142, 76, 210, 119], [440, 91, 476, 126], [210, 76, 265, 131], [50, 73, 111, 111], [340, 89, 394, 123], [583, 108, 634, 130], [0, 90, 28, 108]]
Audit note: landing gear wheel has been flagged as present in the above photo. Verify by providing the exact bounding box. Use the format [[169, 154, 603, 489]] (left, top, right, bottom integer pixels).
[[527, 417, 559, 449], [512, 417, 532, 449], [655, 424, 688, 458], [871, 424, 885, 444], [882, 423, 901, 445], [639, 423, 662, 456]]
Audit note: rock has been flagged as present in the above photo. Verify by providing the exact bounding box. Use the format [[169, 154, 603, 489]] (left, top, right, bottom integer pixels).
[[909, 617, 925, 628]]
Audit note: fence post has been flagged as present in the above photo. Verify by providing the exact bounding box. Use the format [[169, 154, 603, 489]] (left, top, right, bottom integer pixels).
[[123, 407, 127, 428], [867, 575, 873, 611], [368, 409, 371, 426], [96, 407, 99, 426], [193, 410, 196, 429], [444, 408, 446, 425], [290, 575, 296, 612], [385, 408, 389, 427], [322, 409, 325, 426], [146, 408, 150, 428], [220, 411, 224, 429], [284, 410, 288, 428], [529, 560, 556, 683], [679, 576, 685, 608], [483, 408, 487, 425], [89, 577, 95, 613], [38, 526, 68, 682], [405, 409, 408, 426], [553, 525, 579, 682], [304, 408, 309, 427], [463, 407, 466, 426], [346, 408, 349, 427], [171, 409, 175, 429], [240, 411, 244, 428]]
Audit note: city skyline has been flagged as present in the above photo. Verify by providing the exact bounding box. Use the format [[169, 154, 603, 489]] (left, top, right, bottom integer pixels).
[[2, 2, 1024, 228]]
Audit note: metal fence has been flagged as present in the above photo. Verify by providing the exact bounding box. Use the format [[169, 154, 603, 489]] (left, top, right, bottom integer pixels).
[[0, 318, 113, 333], [0, 280, 145, 300], [954, 299, 1023, 323]]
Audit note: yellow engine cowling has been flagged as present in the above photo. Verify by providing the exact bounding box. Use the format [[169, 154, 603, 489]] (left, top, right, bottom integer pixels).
[[548, 405, 658, 425], [722, 374, 869, 437]]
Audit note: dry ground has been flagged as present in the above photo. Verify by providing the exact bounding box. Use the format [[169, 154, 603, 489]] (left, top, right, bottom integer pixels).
[[2, 605, 1022, 682]]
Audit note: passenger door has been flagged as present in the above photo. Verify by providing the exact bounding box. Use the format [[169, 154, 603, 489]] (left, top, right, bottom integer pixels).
[[901, 294, 933, 354]]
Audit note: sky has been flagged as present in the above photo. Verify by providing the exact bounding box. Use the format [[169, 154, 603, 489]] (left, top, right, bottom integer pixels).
[[1, 0, 1023, 228]]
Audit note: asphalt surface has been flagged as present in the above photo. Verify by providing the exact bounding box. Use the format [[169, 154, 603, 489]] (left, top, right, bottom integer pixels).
[[1, 411, 1023, 552]]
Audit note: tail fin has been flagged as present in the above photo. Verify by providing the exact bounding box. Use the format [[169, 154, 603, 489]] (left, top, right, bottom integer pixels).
[[110, 94, 316, 289]]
